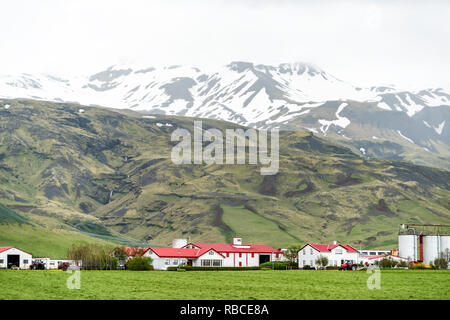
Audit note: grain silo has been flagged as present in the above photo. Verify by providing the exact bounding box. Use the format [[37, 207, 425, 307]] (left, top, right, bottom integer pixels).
[[423, 235, 441, 264], [398, 234, 417, 261], [439, 235, 450, 260]]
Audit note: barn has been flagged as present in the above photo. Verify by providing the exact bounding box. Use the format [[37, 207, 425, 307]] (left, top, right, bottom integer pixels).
[[0, 247, 33, 269]]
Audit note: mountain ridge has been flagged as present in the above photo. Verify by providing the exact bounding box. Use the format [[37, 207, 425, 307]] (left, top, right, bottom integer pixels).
[[1, 61, 449, 169]]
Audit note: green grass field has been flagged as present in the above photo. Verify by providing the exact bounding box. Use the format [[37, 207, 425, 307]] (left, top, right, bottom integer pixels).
[[0, 269, 449, 300]]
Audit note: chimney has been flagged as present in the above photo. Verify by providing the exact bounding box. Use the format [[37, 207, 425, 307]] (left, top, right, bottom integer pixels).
[[333, 240, 338, 245], [233, 237, 242, 245]]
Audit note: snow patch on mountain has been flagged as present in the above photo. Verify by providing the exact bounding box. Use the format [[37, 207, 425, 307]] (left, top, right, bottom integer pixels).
[[318, 103, 350, 135], [397, 130, 415, 144]]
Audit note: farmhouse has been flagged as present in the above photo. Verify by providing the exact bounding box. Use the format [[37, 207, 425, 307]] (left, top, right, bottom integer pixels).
[[183, 237, 284, 267], [142, 247, 225, 270], [0, 247, 32, 269], [298, 242, 359, 268], [121, 237, 283, 270]]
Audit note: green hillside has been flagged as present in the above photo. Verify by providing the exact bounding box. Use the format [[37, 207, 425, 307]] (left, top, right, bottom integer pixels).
[[0, 98, 449, 252]]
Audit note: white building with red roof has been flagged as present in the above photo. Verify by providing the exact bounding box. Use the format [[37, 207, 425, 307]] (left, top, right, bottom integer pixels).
[[298, 242, 360, 268], [183, 237, 284, 267], [142, 247, 226, 270], [124, 237, 283, 270], [0, 247, 32, 269]]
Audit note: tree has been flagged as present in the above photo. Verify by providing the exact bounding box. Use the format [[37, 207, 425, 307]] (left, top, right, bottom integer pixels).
[[284, 244, 303, 267], [67, 243, 117, 270], [315, 255, 329, 268], [127, 256, 153, 271], [111, 247, 129, 268]]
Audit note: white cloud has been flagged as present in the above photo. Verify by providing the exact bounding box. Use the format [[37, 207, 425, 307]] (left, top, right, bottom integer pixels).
[[0, 0, 448, 90]]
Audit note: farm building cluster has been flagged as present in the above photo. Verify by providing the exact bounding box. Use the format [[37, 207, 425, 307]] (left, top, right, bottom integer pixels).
[[0, 247, 80, 270], [2, 223, 449, 270]]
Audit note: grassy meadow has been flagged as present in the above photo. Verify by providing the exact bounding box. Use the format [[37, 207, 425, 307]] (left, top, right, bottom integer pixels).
[[0, 269, 449, 300]]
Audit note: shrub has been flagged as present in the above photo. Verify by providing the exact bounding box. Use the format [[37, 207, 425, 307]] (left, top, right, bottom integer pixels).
[[260, 261, 291, 270], [324, 266, 341, 270], [303, 265, 313, 270], [432, 258, 448, 270], [378, 257, 397, 268], [126, 257, 153, 271], [166, 266, 261, 271], [396, 260, 408, 268], [315, 255, 329, 267]]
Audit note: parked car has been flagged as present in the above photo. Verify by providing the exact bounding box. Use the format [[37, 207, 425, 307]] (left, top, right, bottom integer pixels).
[[58, 262, 70, 271]]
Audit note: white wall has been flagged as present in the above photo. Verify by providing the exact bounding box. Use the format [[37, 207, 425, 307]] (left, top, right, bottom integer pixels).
[[193, 250, 224, 267], [0, 248, 32, 269], [143, 250, 188, 270], [219, 252, 282, 267]]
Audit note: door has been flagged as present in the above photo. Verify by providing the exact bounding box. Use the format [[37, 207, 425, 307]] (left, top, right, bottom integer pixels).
[[259, 254, 270, 264], [7, 255, 20, 268]]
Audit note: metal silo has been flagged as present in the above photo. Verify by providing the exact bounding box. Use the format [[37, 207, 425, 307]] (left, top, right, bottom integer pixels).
[[423, 235, 440, 264], [440, 236, 450, 261], [398, 234, 417, 261]]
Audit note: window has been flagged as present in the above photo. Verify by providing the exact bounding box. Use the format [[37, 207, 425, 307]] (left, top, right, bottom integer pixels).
[[370, 252, 376, 255], [302, 260, 306, 266], [303, 250, 305, 255], [172, 259, 178, 265], [23, 260, 29, 264], [0, 259, 3, 264], [165, 259, 170, 265], [201, 260, 211, 267], [212, 260, 222, 267], [209, 251, 214, 255], [335, 249, 343, 254], [310, 249, 313, 255]]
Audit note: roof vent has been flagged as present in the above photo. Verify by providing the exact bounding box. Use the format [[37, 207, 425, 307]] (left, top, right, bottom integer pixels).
[[233, 237, 242, 245]]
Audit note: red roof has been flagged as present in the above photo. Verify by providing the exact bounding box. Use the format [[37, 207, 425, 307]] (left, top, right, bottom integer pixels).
[[0, 247, 13, 254], [121, 247, 149, 257], [0, 246, 33, 255], [148, 247, 224, 258], [186, 243, 283, 254], [300, 244, 359, 253]]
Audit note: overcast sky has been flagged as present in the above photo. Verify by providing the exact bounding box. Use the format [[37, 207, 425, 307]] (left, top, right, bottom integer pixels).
[[0, 0, 448, 90]]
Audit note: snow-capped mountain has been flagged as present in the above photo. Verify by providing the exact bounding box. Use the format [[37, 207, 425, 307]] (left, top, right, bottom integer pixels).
[[1, 61, 449, 169]]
